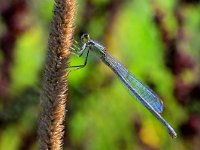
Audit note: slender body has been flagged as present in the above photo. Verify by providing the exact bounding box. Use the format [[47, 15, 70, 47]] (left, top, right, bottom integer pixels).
[[70, 33, 177, 138]]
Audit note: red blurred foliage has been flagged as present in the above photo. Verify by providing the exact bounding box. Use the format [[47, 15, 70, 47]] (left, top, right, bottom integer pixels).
[[19, 128, 37, 150], [190, 82, 200, 100], [180, 115, 200, 138], [174, 78, 192, 105], [166, 45, 195, 75], [153, 7, 195, 75], [181, 0, 200, 4], [0, 0, 28, 99], [153, 2, 200, 140]]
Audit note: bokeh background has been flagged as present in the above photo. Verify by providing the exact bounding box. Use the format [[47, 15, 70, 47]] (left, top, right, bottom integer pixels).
[[0, 0, 200, 149]]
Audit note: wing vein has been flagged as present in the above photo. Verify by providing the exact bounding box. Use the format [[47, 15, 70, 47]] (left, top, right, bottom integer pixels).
[[101, 52, 163, 113]]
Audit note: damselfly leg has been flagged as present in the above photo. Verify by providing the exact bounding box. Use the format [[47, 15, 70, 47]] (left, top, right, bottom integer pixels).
[[70, 41, 81, 56], [68, 41, 89, 71], [68, 49, 90, 70]]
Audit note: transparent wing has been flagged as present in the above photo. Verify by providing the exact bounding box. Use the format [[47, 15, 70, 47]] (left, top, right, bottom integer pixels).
[[101, 52, 163, 113], [98, 51, 177, 138]]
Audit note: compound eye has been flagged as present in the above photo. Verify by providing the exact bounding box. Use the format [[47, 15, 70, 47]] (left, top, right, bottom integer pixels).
[[81, 33, 90, 44]]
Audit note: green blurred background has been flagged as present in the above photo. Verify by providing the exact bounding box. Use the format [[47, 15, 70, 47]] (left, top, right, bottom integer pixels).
[[0, 0, 200, 149]]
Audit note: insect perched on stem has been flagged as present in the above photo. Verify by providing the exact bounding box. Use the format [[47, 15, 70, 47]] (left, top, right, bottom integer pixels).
[[70, 33, 177, 138]]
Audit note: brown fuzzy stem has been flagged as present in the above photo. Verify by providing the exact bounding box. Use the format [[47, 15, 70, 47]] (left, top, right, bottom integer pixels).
[[38, 0, 76, 149]]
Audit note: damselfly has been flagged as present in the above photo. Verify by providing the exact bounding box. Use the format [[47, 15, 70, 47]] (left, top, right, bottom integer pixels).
[[70, 33, 177, 138]]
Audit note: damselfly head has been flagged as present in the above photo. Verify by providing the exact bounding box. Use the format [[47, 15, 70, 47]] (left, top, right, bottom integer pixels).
[[81, 33, 90, 44]]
